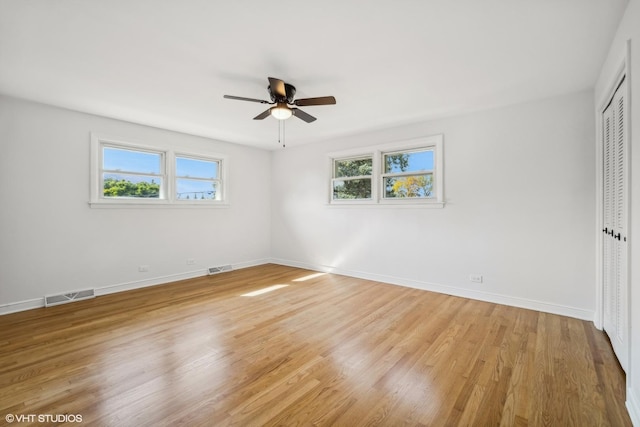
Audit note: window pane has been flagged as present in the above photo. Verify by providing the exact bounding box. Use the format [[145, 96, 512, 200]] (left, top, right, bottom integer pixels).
[[103, 173, 161, 198], [103, 147, 161, 174], [176, 157, 218, 179], [333, 179, 372, 199], [384, 150, 434, 173], [176, 179, 219, 200], [384, 174, 433, 198], [334, 158, 373, 178]]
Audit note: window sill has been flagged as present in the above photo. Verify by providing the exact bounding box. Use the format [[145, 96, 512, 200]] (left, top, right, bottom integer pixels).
[[89, 200, 230, 209], [327, 201, 445, 209]]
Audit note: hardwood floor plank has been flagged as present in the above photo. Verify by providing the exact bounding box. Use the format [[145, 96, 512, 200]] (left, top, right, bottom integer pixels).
[[0, 264, 631, 426]]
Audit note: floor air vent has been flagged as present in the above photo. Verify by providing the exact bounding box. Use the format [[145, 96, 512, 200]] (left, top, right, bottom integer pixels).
[[208, 264, 232, 275], [45, 289, 95, 307]]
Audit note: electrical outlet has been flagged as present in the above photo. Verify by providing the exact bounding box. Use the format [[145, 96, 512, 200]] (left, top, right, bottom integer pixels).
[[138, 265, 149, 272], [186, 259, 196, 265], [469, 274, 483, 283]]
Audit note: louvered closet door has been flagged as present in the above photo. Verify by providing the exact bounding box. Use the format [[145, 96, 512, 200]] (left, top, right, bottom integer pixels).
[[602, 76, 628, 373]]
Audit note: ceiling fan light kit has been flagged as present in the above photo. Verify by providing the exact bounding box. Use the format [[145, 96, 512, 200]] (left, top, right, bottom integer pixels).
[[224, 77, 336, 123], [270, 103, 292, 120]]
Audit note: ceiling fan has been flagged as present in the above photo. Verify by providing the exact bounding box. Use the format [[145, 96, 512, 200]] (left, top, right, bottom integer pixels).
[[223, 77, 336, 123]]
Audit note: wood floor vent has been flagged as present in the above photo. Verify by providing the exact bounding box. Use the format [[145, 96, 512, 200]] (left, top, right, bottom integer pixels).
[[208, 264, 232, 275], [45, 289, 95, 307]]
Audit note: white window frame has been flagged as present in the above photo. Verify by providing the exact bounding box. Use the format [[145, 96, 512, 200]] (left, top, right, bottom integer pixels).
[[330, 155, 375, 202], [90, 133, 228, 208], [174, 153, 223, 202], [328, 134, 444, 207], [100, 143, 166, 202], [381, 146, 437, 202]]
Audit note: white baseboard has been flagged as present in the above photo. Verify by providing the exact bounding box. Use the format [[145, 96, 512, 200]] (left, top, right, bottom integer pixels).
[[95, 270, 209, 296], [270, 258, 594, 321], [0, 258, 270, 316], [628, 387, 640, 427], [0, 298, 45, 315]]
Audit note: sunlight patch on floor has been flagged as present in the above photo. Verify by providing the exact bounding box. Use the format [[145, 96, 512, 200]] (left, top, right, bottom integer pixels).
[[292, 272, 326, 282], [241, 284, 289, 297]]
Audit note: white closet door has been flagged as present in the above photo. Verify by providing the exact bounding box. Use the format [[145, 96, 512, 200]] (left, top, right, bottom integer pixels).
[[602, 76, 628, 373], [602, 104, 614, 333]]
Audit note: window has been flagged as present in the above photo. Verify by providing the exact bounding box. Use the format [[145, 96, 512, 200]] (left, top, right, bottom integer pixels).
[[175, 156, 221, 201], [382, 148, 434, 199], [331, 156, 373, 200], [90, 134, 227, 207], [102, 146, 165, 199], [329, 134, 443, 207]]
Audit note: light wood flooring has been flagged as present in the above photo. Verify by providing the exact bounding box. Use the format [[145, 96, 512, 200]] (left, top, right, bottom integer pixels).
[[0, 264, 631, 426]]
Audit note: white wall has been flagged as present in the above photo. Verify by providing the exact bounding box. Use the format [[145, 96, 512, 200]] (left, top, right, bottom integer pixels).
[[0, 95, 271, 312], [595, 0, 640, 424], [271, 90, 596, 320]]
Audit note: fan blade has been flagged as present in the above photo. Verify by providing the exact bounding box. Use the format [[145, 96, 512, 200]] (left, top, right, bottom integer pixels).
[[268, 77, 287, 99], [224, 95, 270, 104], [292, 108, 317, 123], [253, 109, 271, 120], [294, 96, 336, 107]]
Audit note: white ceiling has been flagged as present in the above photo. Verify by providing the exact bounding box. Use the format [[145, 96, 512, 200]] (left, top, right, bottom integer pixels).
[[0, 0, 629, 149]]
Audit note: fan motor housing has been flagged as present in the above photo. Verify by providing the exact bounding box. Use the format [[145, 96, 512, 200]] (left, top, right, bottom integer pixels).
[[268, 83, 296, 103]]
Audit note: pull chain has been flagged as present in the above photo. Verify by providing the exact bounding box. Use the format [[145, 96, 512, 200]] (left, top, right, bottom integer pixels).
[[277, 119, 286, 148]]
